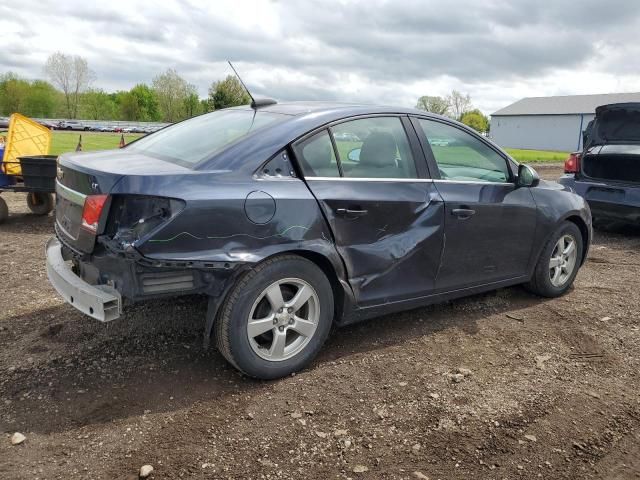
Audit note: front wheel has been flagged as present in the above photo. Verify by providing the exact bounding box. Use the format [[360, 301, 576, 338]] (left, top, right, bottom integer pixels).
[[215, 255, 334, 379], [525, 221, 583, 297], [27, 192, 54, 215]]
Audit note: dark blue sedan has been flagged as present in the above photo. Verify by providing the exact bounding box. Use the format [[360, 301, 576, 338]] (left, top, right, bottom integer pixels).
[[47, 101, 592, 379], [559, 103, 640, 227]]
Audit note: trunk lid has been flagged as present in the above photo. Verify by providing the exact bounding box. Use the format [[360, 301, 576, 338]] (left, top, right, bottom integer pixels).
[[584, 103, 640, 149], [55, 149, 193, 253]]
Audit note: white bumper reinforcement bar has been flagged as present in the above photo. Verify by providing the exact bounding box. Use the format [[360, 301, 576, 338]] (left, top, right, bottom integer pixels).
[[46, 237, 122, 322]]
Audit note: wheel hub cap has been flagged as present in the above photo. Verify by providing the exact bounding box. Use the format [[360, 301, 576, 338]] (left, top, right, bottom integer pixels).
[[275, 311, 290, 326]]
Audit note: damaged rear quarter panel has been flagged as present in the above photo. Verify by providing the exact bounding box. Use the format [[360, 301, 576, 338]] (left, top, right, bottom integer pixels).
[[111, 172, 344, 278]]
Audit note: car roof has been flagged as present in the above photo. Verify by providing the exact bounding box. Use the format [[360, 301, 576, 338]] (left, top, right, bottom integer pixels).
[[231, 101, 428, 117], [201, 102, 457, 172]]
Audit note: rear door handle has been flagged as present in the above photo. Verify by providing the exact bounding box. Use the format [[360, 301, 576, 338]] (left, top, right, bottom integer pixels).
[[451, 208, 476, 219], [336, 207, 368, 217]]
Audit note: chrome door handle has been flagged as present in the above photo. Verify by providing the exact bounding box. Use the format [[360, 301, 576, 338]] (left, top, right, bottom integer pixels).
[[451, 208, 476, 219], [336, 207, 368, 217]]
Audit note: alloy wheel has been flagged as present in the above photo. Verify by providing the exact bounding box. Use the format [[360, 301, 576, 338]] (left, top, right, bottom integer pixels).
[[247, 278, 320, 361], [549, 234, 578, 287]]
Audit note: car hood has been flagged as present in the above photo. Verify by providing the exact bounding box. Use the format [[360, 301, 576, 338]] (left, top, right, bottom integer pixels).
[[584, 103, 640, 149]]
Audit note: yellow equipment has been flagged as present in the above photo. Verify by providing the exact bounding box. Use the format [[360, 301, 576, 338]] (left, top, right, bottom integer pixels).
[[2, 113, 52, 175]]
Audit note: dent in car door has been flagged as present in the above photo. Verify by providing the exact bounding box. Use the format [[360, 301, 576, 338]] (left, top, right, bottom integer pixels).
[[293, 117, 445, 307], [306, 179, 445, 306]]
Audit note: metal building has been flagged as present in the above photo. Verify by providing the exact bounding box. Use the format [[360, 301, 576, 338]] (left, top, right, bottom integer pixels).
[[490, 92, 640, 152]]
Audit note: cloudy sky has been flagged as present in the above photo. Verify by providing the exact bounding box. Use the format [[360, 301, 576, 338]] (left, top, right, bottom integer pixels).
[[2, 0, 640, 114]]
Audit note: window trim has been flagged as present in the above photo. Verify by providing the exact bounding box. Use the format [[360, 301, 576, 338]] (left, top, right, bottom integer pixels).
[[327, 128, 345, 177], [291, 114, 431, 181], [305, 176, 435, 183], [409, 115, 516, 184]]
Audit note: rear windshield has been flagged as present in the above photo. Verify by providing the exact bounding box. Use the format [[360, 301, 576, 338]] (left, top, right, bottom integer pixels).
[[127, 109, 287, 167]]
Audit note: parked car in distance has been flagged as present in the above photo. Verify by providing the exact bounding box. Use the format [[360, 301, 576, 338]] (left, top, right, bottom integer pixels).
[[38, 120, 56, 130], [47, 101, 592, 379], [0, 116, 9, 129], [559, 103, 640, 227], [57, 120, 87, 131]]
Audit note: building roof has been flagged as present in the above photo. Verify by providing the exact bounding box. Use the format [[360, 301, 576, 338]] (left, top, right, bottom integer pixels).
[[492, 92, 640, 116]]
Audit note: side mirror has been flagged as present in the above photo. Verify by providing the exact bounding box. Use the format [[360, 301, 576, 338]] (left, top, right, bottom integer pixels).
[[347, 148, 361, 162], [517, 164, 540, 187]]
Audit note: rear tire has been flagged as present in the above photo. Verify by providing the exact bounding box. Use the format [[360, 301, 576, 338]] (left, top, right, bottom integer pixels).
[[525, 221, 583, 298], [27, 192, 54, 216], [0, 196, 8, 224], [215, 255, 334, 379]]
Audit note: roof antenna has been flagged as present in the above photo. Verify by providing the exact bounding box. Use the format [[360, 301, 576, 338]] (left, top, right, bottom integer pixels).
[[227, 60, 277, 109]]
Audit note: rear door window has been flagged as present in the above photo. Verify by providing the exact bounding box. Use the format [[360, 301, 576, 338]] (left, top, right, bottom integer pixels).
[[330, 117, 418, 179]]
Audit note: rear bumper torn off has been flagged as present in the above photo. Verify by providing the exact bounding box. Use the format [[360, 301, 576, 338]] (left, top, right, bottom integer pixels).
[[46, 237, 122, 322]]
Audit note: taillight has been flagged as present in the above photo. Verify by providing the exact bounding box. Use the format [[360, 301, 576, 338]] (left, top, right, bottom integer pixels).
[[81, 194, 108, 233], [564, 152, 581, 174]]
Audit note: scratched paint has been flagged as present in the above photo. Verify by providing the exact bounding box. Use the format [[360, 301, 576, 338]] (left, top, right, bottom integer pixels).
[[148, 225, 311, 243]]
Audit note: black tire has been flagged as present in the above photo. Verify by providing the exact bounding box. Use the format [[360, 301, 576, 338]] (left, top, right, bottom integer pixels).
[[215, 255, 334, 379], [525, 221, 583, 298], [27, 192, 54, 216], [0, 196, 8, 224]]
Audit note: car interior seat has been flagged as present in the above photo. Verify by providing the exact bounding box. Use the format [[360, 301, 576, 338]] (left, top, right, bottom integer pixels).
[[350, 131, 403, 178]]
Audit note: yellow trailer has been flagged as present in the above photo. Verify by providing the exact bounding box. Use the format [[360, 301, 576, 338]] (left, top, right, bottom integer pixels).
[[0, 113, 56, 223]]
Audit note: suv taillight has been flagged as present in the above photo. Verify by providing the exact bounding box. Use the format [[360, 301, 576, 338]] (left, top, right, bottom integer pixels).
[[81, 194, 109, 233], [564, 152, 581, 174]]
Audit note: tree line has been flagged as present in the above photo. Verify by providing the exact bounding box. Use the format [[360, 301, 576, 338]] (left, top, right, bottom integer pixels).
[[0, 52, 251, 122], [416, 90, 490, 133], [1, 52, 491, 131]]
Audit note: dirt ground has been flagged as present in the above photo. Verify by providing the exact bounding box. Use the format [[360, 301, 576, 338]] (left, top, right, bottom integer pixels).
[[1, 164, 639, 480]]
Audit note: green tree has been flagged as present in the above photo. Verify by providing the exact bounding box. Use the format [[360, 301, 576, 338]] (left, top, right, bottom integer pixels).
[[208, 75, 250, 110], [118, 91, 141, 120], [129, 83, 160, 121], [0, 73, 30, 115], [460, 109, 489, 133], [24, 80, 59, 117], [415, 95, 450, 116], [152, 69, 191, 122], [184, 91, 202, 118], [81, 89, 117, 120], [200, 98, 211, 114]]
